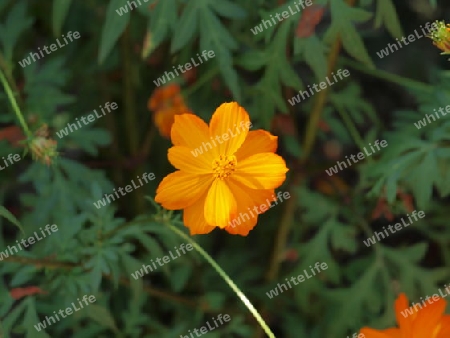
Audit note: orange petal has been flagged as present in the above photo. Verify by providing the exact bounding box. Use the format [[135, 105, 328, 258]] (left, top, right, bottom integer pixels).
[[168, 146, 213, 173], [171, 114, 210, 149], [395, 293, 414, 336], [234, 153, 288, 189], [224, 180, 275, 236], [437, 315, 450, 338], [204, 179, 237, 228], [155, 171, 213, 210], [209, 102, 250, 156], [412, 297, 447, 336], [235, 130, 278, 161], [183, 192, 215, 235], [359, 327, 399, 338]]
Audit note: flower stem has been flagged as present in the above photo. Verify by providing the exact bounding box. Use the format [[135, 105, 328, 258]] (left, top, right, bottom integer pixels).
[[334, 103, 374, 164], [0, 70, 31, 137], [342, 57, 433, 94], [167, 221, 276, 338]]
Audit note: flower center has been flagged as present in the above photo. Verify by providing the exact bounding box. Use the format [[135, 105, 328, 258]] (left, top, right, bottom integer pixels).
[[212, 155, 237, 179]]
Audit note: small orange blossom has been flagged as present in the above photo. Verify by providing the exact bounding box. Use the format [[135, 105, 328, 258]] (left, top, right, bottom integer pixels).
[[360, 292, 450, 338], [148, 84, 192, 138], [155, 102, 288, 236]]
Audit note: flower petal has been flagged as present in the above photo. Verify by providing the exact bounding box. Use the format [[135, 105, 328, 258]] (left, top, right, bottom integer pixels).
[[359, 328, 399, 338], [171, 114, 210, 149], [412, 297, 447, 337], [204, 179, 237, 228], [209, 102, 250, 156], [224, 179, 275, 236], [437, 315, 450, 338], [235, 130, 278, 161], [155, 171, 213, 209], [234, 153, 288, 189], [168, 146, 213, 173], [183, 192, 215, 235], [395, 293, 414, 336]]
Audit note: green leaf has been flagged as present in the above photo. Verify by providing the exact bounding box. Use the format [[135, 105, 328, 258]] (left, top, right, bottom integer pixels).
[[375, 0, 403, 38], [236, 50, 267, 71], [0, 205, 24, 234], [209, 0, 247, 19], [294, 35, 328, 81], [253, 23, 302, 127], [325, 0, 374, 68], [198, 6, 240, 100], [170, 1, 199, 53], [144, 0, 177, 58], [85, 304, 120, 334], [98, 0, 130, 64], [52, 0, 73, 36], [0, 0, 34, 63]]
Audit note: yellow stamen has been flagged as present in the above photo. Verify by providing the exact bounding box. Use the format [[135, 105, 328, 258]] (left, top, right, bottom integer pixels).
[[212, 155, 237, 179]]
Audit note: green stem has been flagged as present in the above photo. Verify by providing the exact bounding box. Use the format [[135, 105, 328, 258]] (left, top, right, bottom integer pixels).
[[334, 103, 373, 164], [167, 221, 276, 338], [0, 70, 31, 137], [342, 58, 433, 94]]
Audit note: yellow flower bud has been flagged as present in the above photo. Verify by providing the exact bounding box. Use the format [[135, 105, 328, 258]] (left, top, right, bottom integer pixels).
[[429, 21, 450, 54]]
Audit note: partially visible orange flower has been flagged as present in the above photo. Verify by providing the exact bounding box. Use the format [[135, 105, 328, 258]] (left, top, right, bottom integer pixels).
[[360, 293, 450, 338], [148, 84, 192, 138], [155, 102, 289, 236], [429, 21, 450, 54]]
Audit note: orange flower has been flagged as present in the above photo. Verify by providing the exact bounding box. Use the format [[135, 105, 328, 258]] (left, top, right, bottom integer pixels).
[[148, 84, 192, 138], [360, 293, 450, 338], [155, 102, 288, 236]]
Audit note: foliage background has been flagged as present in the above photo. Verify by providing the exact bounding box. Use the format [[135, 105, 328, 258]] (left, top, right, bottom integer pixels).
[[0, 0, 449, 337]]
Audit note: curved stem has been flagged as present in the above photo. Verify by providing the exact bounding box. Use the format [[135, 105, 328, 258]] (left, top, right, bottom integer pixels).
[[334, 102, 373, 164], [167, 221, 276, 338], [342, 57, 433, 94], [0, 70, 31, 137]]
